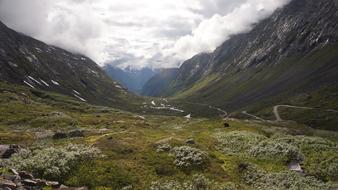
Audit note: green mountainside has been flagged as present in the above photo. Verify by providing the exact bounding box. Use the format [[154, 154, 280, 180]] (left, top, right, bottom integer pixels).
[[142, 0, 338, 130]]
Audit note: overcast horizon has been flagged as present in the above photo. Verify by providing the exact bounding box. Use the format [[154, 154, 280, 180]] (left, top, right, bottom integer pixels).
[[0, 0, 291, 69]]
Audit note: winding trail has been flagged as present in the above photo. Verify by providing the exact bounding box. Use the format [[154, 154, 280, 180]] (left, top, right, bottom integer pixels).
[[273, 105, 314, 121], [241, 111, 266, 122], [177, 101, 228, 117]]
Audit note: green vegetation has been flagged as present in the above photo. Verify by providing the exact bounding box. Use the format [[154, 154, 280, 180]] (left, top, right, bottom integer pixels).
[[4, 144, 99, 180], [0, 82, 337, 189]]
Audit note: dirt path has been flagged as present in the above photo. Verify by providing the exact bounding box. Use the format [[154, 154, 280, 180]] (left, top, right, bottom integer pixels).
[[273, 105, 313, 121], [241, 111, 266, 122], [178, 101, 228, 117]]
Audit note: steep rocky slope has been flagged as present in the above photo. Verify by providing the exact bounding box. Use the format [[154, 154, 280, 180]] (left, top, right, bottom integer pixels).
[[147, 0, 338, 112], [0, 21, 141, 109]]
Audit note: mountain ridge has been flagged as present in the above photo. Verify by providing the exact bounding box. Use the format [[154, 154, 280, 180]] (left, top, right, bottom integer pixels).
[[144, 0, 338, 113], [0, 20, 141, 110]]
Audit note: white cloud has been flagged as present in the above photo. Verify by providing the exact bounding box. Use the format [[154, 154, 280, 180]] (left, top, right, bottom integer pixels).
[[167, 0, 291, 60], [0, 0, 291, 69]]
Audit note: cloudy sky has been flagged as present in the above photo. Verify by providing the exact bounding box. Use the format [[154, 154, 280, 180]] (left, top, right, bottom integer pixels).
[[0, 0, 290, 69]]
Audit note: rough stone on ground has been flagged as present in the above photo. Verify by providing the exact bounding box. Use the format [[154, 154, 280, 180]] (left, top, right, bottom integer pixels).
[[0, 145, 21, 159]]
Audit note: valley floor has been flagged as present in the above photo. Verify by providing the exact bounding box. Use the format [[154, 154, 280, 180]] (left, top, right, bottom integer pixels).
[[0, 83, 338, 190]]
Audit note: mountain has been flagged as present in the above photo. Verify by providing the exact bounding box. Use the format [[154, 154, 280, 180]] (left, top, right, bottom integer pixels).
[[103, 65, 156, 94], [146, 0, 338, 112], [0, 21, 141, 109], [141, 68, 178, 96]]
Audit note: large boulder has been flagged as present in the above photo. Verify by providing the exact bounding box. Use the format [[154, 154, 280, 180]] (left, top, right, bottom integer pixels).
[[0, 145, 21, 159]]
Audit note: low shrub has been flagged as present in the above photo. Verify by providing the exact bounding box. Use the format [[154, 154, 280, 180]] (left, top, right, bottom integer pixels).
[[271, 135, 338, 180], [4, 144, 100, 179], [171, 146, 209, 169], [241, 164, 331, 190], [214, 131, 267, 155], [150, 174, 237, 190], [249, 140, 304, 162]]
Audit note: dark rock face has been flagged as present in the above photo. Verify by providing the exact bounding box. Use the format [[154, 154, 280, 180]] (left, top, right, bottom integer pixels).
[[0, 21, 139, 109], [0, 145, 21, 159]]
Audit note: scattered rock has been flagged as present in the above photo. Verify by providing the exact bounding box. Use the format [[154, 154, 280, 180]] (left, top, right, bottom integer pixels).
[[53, 132, 68, 139], [238, 163, 249, 171], [0, 178, 16, 189], [68, 130, 85, 138], [22, 179, 37, 186], [185, 138, 195, 144], [45, 180, 60, 188], [0, 169, 85, 190], [18, 171, 33, 180], [156, 143, 171, 152], [288, 161, 303, 172], [9, 169, 19, 176], [0, 145, 21, 159], [224, 122, 230, 128]]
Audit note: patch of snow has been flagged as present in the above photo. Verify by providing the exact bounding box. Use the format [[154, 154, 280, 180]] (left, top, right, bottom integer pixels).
[[73, 94, 86, 102], [23, 80, 35, 88], [169, 107, 184, 113], [31, 54, 38, 61], [26, 56, 33, 62], [162, 99, 168, 102], [35, 48, 43, 53], [135, 115, 146, 120], [0, 49, 6, 56], [39, 79, 49, 87], [115, 85, 122, 89], [89, 69, 98, 75], [160, 103, 165, 107], [8, 61, 18, 67], [28, 76, 41, 85], [73, 90, 81, 95], [151, 101, 156, 106], [51, 80, 60, 86], [185, 114, 191, 119], [81, 57, 86, 61]]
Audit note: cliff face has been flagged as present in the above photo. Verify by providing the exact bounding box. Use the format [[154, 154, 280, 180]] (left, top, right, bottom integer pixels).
[[0, 21, 140, 109], [145, 0, 338, 111], [207, 0, 338, 73]]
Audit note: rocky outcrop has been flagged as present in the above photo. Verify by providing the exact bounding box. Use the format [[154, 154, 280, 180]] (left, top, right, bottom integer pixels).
[[0, 169, 87, 190], [0, 145, 21, 159]]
